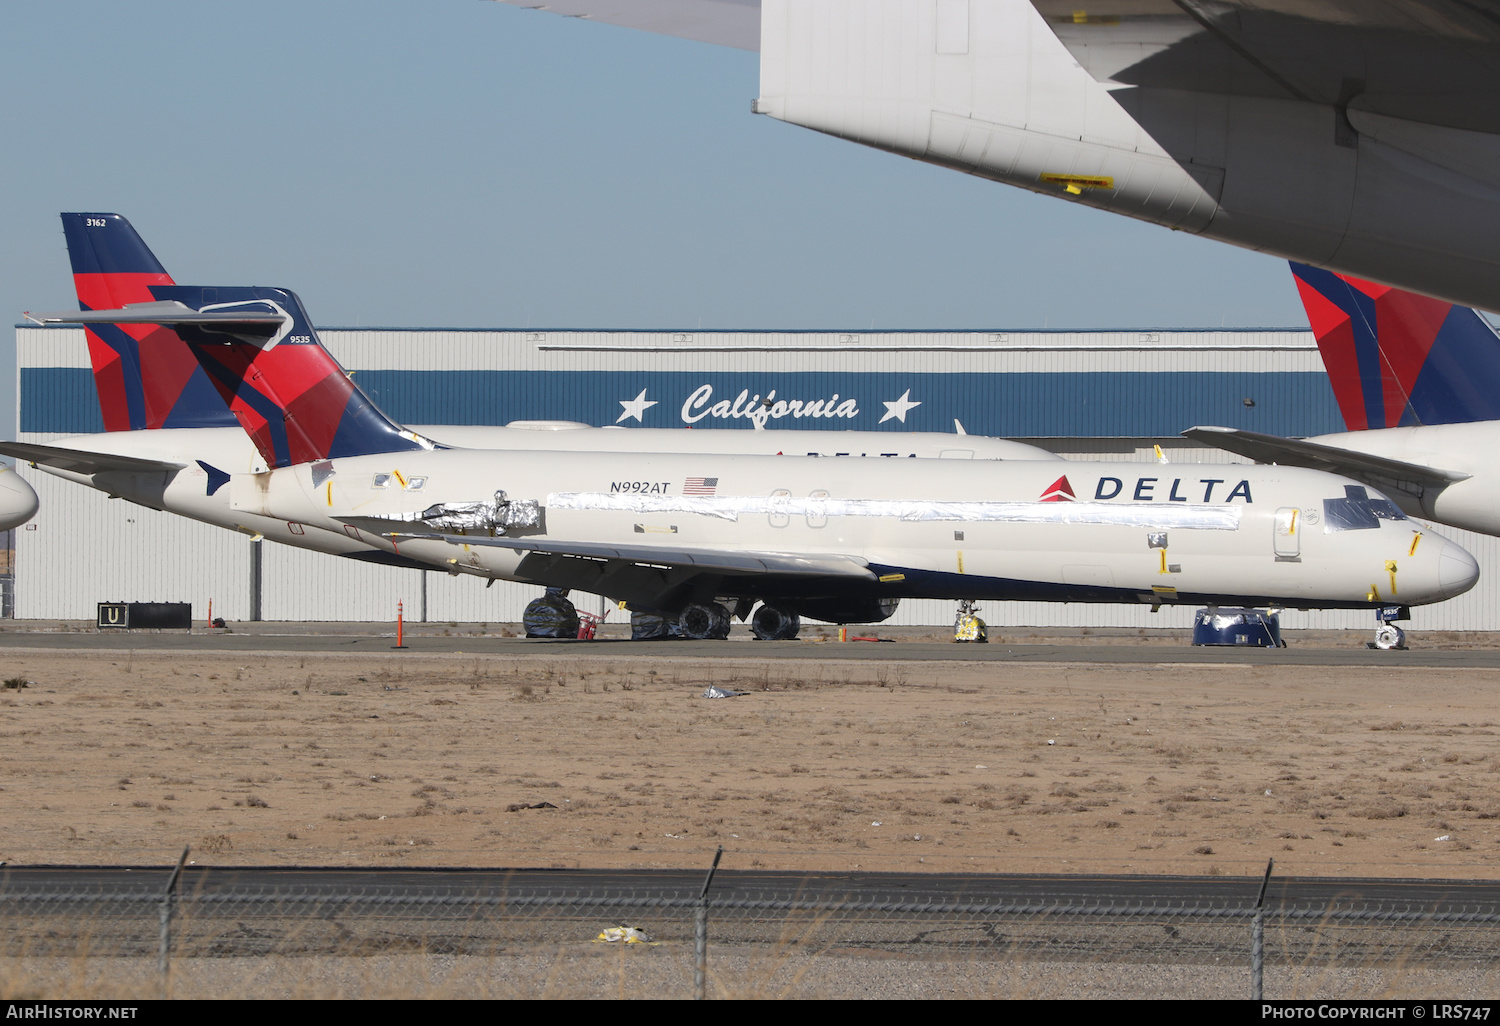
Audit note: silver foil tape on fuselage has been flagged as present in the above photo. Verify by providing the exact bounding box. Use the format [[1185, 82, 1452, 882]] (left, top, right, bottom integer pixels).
[[546, 493, 1243, 530]]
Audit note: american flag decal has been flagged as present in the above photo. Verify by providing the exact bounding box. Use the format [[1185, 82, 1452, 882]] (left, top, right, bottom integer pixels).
[[683, 477, 719, 495]]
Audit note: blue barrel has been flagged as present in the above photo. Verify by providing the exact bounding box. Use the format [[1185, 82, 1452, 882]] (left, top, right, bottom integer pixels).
[[1192, 608, 1283, 647]]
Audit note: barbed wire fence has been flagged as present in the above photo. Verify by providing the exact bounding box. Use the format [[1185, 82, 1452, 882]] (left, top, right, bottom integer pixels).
[[5, 851, 1500, 999]]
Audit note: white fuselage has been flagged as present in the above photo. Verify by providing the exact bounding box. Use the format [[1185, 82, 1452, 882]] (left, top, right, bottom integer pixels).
[[30, 425, 1057, 563], [1308, 423, 1500, 537], [226, 446, 1477, 610]]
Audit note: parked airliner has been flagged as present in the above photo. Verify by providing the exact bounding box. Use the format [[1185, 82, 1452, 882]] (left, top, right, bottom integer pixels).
[[13, 213, 1054, 615], [34, 290, 1479, 640]]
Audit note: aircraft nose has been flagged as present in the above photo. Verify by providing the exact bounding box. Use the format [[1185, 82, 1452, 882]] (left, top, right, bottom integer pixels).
[[1439, 539, 1481, 600], [0, 467, 38, 531]]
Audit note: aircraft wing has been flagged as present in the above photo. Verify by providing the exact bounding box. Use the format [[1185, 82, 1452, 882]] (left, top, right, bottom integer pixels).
[[1182, 426, 1470, 494], [487, 0, 760, 50], [336, 515, 873, 579], [0, 442, 186, 476], [1029, 1, 1500, 136]]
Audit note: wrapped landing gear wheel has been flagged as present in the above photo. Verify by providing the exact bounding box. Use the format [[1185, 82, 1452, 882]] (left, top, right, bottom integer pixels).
[[953, 599, 988, 643], [679, 601, 732, 640], [630, 611, 677, 641], [523, 589, 580, 639], [750, 603, 801, 641], [1373, 623, 1407, 650]]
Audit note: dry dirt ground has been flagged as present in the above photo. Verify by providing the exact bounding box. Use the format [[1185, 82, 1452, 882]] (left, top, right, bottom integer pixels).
[[3, 645, 1500, 878]]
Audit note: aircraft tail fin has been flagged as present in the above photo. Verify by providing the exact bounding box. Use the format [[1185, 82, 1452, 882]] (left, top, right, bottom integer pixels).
[[60, 213, 237, 431], [1290, 261, 1500, 429], [32, 283, 431, 469], [135, 286, 429, 469]]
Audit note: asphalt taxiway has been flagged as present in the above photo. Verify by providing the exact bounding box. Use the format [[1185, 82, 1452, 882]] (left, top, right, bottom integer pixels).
[[2, 621, 1500, 667]]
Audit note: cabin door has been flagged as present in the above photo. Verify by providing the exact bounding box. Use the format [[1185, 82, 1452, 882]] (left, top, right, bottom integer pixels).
[[1273, 507, 1301, 560]]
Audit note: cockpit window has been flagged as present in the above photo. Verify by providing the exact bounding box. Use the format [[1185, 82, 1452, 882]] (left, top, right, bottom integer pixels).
[[1323, 485, 1407, 532]]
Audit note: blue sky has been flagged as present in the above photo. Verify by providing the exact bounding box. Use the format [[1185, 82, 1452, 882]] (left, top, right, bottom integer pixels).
[[1, 1, 1310, 434]]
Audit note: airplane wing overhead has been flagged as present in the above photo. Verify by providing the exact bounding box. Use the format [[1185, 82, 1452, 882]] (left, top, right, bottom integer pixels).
[[335, 515, 871, 579], [0, 442, 186, 476], [1029, 0, 1500, 135], [1182, 426, 1469, 493], [487, 0, 760, 50]]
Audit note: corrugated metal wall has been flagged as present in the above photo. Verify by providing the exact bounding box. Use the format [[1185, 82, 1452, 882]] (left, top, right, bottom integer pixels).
[[15, 325, 1498, 629]]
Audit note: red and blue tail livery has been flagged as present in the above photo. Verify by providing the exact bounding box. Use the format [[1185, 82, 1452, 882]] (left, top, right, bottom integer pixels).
[[49, 214, 429, 469], [159, 285, 431, 469], [1291, 261, 1500, 430], [61, 213, 237, 432]]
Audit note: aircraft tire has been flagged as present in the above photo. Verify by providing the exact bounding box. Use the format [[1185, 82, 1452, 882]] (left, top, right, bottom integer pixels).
[[523, 590, 580, 639], [750, 603, 801, 641], [630, 611, 676, 641], [1373, 624, 1407, 650], [679, 601, 732, 640]]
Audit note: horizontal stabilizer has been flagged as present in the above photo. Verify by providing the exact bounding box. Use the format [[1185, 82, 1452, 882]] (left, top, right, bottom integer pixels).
[[0, 441, 186, 476], [336, 516, 874, 579], [25, 301, 287, 340], [1182, 426, 1469, 491]]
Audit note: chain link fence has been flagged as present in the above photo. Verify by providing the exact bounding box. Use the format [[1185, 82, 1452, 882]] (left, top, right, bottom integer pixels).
[[4, 857, 1500, 999]]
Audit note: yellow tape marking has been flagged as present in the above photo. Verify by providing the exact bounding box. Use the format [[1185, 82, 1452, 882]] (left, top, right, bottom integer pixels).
[[1039, 173, 1115, 191], [393, 468, 408, 489], [1159, 549, 1168, 574], [1409, 532, 1422, 557], [326, 481, 333, 506], [1386, 559, 1398, 595], [957, 550, 965, 574], [879, 573, 906, 583]]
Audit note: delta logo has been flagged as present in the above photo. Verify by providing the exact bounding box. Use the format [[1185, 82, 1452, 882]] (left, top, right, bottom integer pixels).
[[1039, 476, 1075, 502]]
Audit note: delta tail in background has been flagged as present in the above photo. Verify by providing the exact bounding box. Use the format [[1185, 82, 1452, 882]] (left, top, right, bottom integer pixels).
[[1187, 264, 1500, 539], [494, 0, 1500, 312]]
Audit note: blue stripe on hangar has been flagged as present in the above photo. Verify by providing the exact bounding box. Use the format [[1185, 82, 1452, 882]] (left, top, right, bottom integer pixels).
[[357, 370, 1345, 437], [23, 368, 1345, 438]]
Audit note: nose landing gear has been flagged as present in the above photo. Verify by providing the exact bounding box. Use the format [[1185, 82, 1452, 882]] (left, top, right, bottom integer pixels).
[[1369, 605, 1410, 651], [953, 600, 987, 643]]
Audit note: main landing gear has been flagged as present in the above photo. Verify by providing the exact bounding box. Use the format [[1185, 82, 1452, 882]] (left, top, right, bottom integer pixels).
[[750, 603, 801, 641], [626, 601, 803, 641], [522, 588, 580, 639]]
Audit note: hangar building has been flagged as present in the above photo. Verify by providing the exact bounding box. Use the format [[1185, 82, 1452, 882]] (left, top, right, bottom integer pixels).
[[14, 325, 1499, 630]]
